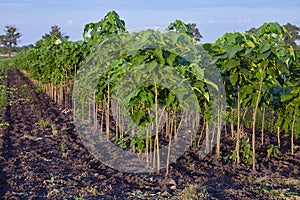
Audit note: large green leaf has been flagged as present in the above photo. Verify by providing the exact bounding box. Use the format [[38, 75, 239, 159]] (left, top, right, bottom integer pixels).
[[226, 45, 244, 59], [229, 72, 238, 85], [280, 94, 294, 102], [223, 59, 240, 70]]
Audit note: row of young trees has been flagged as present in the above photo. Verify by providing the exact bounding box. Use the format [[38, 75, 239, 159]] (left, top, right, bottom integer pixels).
[[204, 23, 299, 170], [13, 11, 299, 172], [14, 25, 87, 107]]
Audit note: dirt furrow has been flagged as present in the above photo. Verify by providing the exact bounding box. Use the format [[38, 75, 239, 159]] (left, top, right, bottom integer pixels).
[[0, 69, 299, 199], [0, 70, 163, 199]]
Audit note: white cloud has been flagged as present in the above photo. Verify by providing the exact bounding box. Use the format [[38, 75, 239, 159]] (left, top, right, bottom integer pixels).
[[67, 19, 73, 26]]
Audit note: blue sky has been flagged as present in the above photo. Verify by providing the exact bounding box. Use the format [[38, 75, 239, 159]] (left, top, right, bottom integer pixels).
[[0, 0, 299, 45]]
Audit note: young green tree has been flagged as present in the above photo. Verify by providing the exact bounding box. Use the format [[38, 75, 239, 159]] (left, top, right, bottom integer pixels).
[[204, 32, 257, 166], [82, 10, 127, 138], [83, 10, 127, 46], [276, 50, 300, 155], [248, 22, 294, 171]]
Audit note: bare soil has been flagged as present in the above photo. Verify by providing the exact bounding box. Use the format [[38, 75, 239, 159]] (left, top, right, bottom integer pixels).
[[0, 69, 299, 199]]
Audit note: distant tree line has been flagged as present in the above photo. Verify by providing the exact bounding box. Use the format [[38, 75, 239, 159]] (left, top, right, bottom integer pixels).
[[0, 45, 34, 55]]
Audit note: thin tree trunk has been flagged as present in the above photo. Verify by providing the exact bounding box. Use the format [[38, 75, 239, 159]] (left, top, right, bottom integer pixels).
[[57, 85, 59, 105], [277, 126, 281, 148], [235, 88, 241, 166], [252, 68, 265, 172], [173, 111, 177, 140], [197, 117, 205, 147], [261, 107, 266, 145], [166, 120, 172, 176], [60, 83, 63, 106], [252, 108, 257, 172], [94, 91, 97, 131], [106, 86, 110, 139], [100, 102, 104, 134], [165, 112, 169, 138], [165, 111, 171, 175], [88, 92, 91, 123], [8, 48, 11, 58], [73, 65, 77, 117], [115, 101, 119, 140], [205, 121, 209, 153], [216, 103, 222, 157], [154, 83, 160, 173], [54, 86, 57, 104], [146, 124, 149, 167], [231, 109, 234, 138], [291, 108, 296, 155]]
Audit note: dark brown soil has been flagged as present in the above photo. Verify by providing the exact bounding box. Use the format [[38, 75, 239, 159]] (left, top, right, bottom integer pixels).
[[0, 69, 299, 199]]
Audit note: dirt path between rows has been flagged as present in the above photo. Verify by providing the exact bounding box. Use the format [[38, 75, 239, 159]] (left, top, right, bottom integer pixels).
[[0, 69, 299, 199]]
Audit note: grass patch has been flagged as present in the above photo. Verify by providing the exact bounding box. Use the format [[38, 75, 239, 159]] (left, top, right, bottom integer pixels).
[[0, 57, 14, 72], [174, 184, 212, 200]]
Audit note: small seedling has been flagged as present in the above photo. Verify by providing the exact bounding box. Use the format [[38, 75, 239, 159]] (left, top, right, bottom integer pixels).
[[85, 186, 98, 195], [36, 87, 44, 93], [51, 124, 58, 135], [39, 118, 50, 129], [30, 104, 35, 110], [75, 194, 85, 200], [267, 145, 280, 159], [79, 172, 91, 179], [231, 138, 253, 165], [61, 126, 68, 131], [21, 85, 30, 97], [61, 137, 68, 158], [0, 122, 9, 128]]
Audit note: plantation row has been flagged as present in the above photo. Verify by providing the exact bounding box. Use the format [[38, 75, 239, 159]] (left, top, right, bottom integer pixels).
[[13, 11, 299, 172]]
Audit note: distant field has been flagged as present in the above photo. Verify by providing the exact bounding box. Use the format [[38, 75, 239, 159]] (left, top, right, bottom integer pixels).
[[0, 56, 13, 71], [0, 54, 15, 59], [0, 57, 8, 62], [0, 55, 10, 60]]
